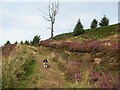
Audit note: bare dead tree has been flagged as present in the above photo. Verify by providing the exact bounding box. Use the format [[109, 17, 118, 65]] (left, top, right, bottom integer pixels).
[[39, 1, 59, 39]]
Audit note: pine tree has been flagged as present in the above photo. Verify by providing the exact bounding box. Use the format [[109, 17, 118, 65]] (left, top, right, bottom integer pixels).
[[99, 15, 109, 26], [24, 40, 29, 45], [32, 35, 40, 45], [20, 41, 23, 44], [14, 41, 18, 44], [73, 19, 84, 36], [4, 40, 10, 46], [90, 19, 98, 29]]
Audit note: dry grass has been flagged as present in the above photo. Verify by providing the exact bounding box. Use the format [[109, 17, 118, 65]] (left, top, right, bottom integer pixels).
[[2, 44, 37, 88]]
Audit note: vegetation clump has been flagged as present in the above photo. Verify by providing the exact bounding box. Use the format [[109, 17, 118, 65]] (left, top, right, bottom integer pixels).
[[2, 45, 36, 88]]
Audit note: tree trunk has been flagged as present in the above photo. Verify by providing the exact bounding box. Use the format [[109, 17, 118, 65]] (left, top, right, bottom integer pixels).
[[40, 1, 59, 39], [51, 23, 54, 38]]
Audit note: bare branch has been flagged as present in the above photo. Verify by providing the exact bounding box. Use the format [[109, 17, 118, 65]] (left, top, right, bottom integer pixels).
[[42, 16, 51, 21], [47, 27, 51, 29], [38, 9, 49, 16]]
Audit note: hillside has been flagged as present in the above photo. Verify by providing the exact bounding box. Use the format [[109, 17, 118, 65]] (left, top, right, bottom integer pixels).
[[2, 24, 120, 88], [53, 24, 119, 42]]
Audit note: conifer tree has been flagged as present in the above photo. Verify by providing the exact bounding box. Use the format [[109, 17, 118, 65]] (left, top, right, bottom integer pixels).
[[14, 41, 18, 44], [24, 40, 29, 45], [99, 15, 109, 26], [73, 19, 84, 36], [90, 19, 98, 29], [20, 41, 23, 44], [4, 40, 10, 46], [32, 35, 40, 45]]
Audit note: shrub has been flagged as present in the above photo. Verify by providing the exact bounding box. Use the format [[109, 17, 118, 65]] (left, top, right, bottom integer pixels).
[[23, 59, 36, 78], [2, 45, 36, 88]]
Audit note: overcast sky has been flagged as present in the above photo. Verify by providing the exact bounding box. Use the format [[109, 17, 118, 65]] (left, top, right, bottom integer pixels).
[[0, 1, 118, 46]]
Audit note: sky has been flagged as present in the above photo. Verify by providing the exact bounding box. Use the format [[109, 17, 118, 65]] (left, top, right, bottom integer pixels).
[[0, 1, 119, 46]]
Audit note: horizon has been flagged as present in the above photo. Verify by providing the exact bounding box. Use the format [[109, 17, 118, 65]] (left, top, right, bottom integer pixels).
[[0, 2, 118, 46]]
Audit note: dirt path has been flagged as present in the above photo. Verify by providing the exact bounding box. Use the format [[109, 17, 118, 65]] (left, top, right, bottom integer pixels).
[[27, 47, 66, 88]]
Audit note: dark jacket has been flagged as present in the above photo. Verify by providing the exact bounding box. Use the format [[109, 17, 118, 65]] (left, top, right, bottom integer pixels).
[[43, 59, 48, 63]]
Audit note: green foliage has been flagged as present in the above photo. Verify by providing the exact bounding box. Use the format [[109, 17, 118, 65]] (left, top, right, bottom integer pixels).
[[53, 23, 118, 41], [90, 19, 98, 29], [94, 66, 101, 72], [99, 15, 109, 26], [21, 35, 40, 46], [32, 35, 41, 45], [14, 41, 18, 44], [20, 41, 23, 44], [4, 40, 11, 46], [81, 24, 118, 39], [53, 32, 73, 40], [29, 40, 33, 45], [24, 40, 29, 45], [73, 19, 84, 36], [23, 59, 36, 78], [2, 45, 36, 88]]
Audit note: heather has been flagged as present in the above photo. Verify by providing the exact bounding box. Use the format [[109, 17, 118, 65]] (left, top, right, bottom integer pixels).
[[2, 24, 119, 88], [38, 24, 119, 88]]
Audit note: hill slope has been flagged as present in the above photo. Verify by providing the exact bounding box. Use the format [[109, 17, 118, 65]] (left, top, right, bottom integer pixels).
[[53, 24, 119, 42], [2, 24, 120, 88], [2, 44, 67, 88]]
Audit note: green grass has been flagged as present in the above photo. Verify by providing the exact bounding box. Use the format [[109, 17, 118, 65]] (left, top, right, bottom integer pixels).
[[19, 58, 36, 87], [53, 32, 73, 40], [81, 24, 118, 39], [23, 59, 36, 78], [61, 52, 69, 59], [53, 24, 119, 41], [2, 45, 37, 88]]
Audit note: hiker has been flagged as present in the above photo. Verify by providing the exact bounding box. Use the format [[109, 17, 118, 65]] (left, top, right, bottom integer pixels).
[[43, 59, 48, 68]]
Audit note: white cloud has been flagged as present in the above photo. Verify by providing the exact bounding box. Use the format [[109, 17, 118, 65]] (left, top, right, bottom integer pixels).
[[1, 7, 50, 45], [3, 8, 46, 28], [0, 2, 118, 46]]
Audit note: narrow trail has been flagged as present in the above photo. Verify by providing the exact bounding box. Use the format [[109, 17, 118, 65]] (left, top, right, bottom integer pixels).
[[27, 47, 66, 88]]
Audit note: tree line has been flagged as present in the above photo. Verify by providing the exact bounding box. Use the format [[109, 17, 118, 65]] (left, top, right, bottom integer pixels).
[[73, 15, 109, 36], [4, 35, 40, 46]]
